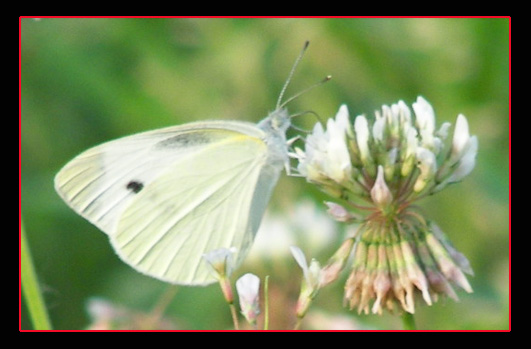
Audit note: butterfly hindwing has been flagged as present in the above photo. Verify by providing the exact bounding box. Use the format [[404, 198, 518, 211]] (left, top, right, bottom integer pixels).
[[112, 132, 271, 284]]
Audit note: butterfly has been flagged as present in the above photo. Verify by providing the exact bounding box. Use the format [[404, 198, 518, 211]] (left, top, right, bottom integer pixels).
[[54, 41, 328, 285]]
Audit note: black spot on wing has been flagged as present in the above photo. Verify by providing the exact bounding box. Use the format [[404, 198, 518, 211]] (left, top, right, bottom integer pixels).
[[126, 180, 144, 194], [155, 132, 211, 149]]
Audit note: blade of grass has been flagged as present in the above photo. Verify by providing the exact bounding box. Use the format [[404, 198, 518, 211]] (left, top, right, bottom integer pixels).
[[21, 218, 52, 330]]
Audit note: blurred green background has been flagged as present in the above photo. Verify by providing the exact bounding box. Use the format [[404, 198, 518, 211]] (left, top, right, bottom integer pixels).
[[21, 17, 510, 330]]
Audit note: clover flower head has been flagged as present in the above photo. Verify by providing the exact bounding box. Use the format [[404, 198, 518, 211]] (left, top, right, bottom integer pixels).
[[292, 97, 477, 314]]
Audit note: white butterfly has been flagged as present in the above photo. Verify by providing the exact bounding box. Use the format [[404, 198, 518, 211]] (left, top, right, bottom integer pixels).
[[54, 42, 323, 286]]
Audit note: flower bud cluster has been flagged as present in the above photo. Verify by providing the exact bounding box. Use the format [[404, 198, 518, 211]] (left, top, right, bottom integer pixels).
[[293, 97, 477, 314], [295, 96, 478, 207]]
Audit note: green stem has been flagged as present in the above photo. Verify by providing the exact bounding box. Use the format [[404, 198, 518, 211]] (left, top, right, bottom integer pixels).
[[21, 218, 52, 330], [293, 317, 303, 330], [401, 312, 416, 330], [263, 275, 269, 330]]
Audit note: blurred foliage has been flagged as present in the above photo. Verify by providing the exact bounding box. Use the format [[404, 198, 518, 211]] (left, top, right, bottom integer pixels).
[[20, 17, 509, 330]]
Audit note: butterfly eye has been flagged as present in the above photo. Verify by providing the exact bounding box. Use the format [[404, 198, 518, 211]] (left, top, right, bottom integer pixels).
[[126, 180, 144, 194]]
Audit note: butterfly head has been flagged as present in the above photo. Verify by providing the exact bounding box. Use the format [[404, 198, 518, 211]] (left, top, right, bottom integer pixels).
[[268, 108, 291, 133]]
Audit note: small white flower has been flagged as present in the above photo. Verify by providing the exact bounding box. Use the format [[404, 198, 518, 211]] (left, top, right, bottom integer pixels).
[[397, 100, 412, 125], [433, 114, 477, 188], [447, 135, 478, 183], [437, 122, 452, 140], [202, 247, 237, 279], [406, 127, 419, 154], [236, 274, 260, 300], [290, 246, 322, 295], [449, 114, 478, 178], [334, 104, 352, 133], [370, 165, 393, 207], [295, 142, 324, 183], [354, 114, 372, 165], [296, 105, 352, 184], [290, 246, 323, 318], [414, 147, 437, 192], [413, 96, 436, 150], [384, 103, 400, 139], [401, 127, 419, 176], [384, 147, 398, 179], [324, 201, 359, 223], [372, 115, 386, 143], [236, 273, 261, 325], [452, 114, 470, 157], [413, 96, 435, 132], [325, 108, 352, 183]]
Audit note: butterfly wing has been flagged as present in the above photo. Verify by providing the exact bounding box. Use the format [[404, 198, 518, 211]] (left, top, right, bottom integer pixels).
[[55, 121, 284, 285]]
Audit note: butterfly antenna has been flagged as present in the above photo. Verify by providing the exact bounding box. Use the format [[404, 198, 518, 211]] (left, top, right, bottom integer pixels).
[[279, 75, 332, 111], [290, 110, 327, 126], [289, 124, 311, 134], [276, 40, 310, 110]]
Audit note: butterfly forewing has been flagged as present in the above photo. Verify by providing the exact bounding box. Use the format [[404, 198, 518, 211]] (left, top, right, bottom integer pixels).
[[54, 126, 208, 234]]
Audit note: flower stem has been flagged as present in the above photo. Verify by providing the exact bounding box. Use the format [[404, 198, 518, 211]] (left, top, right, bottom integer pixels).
[[149, 285, 179, 322], [294, 317, 303, 330], [401, 312, 416, 330], [264, 275, 270, 330], [229, 303, 240, 330]]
